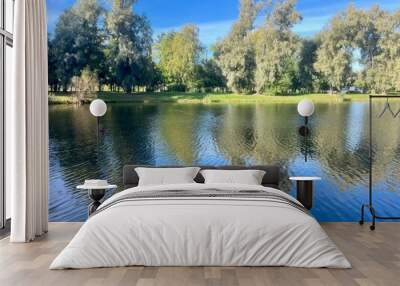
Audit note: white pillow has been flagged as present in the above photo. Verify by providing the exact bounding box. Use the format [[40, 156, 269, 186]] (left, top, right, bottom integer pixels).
[[200, 169, 266, 185], [135, 167, 200, 186]]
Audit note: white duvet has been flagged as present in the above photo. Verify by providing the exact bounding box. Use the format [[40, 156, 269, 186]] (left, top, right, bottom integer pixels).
[[50, 183, 351, 269]]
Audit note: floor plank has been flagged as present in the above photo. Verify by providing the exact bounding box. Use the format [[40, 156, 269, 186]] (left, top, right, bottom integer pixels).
[[0, 222, 399, 286]]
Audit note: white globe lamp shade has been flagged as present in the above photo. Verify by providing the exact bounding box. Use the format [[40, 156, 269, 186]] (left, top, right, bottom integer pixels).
[[297, 99, 315, 117], [90, 99, 107, 117]]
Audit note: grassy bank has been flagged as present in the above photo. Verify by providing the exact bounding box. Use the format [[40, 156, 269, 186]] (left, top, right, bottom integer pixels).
[[48, 91, 370, 105], [48, 94, 89, 105]]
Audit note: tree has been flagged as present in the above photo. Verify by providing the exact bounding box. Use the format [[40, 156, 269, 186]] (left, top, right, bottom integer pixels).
[[297, 39, 322, 93], [50, 0, 104, 91], [73, 0, 105, 84], [364, 9, 400, 93], [47, 0, 400, 95], [48, 36, 59, 91], [315, 5, 400, 93], [71, 68, 99, 101], [214, 0, 266, 93], [314, 15, 353, 92], [154, 25, 203, 91], [138, 59, 163, 91], [105, 0, 153, 92], [313, 5, 379, 92], [51, 9, 81, 91], [194, 59, 227, 91], [252, 0, 302, 94]]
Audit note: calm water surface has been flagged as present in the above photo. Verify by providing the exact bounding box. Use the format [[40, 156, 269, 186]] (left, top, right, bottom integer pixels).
[[49, 101, 400, 222]]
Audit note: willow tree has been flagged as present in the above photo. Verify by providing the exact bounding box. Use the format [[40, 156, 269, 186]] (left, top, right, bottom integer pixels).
[[313, 9, 354, 92], [365, 9, 400, 93], [314, 5, 400, 93], [252, 0, 302, 94], [214, 0, 267, 93]]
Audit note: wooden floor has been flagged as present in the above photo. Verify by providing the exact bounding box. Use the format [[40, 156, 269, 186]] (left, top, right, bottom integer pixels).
[[0, 222, 399, 286]]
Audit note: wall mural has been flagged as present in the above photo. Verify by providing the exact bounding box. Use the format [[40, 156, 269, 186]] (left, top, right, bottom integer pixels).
[[46, 0, 400, 222]]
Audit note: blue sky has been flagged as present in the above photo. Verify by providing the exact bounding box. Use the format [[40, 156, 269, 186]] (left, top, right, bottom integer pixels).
[[46, 0, 399, 48]]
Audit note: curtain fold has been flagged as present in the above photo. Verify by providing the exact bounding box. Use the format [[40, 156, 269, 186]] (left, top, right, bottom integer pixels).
[[8, 0, 49, 242]]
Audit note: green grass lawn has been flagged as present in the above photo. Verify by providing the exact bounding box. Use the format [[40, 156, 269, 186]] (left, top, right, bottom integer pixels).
[[48, 91, 370, 105]]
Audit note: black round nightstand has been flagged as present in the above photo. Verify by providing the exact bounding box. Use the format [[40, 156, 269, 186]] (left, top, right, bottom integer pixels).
[[289, 177, 321, 210]]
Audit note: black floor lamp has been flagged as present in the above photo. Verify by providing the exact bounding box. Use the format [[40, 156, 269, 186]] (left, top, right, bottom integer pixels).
[[297, 99, 315, 162], [86, 99, 108, 214]]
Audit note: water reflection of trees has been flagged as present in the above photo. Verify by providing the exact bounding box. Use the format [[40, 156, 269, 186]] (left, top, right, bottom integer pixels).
[[49, 105, 100, 220], [156, 102, 400, 192], [312, 103, 369, 189], [99, 104, 159, 185], [311, 102, 400, 190], [49, 105, 98, 186], [157, 104, 299, 167], [50, 101, 400, 197], [215, 104, 298, 166], [158, 104, 200, 164], [49, 104, 158, 191]]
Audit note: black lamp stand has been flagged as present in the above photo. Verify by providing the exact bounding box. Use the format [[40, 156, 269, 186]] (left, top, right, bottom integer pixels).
[[299, 116, 310, 162]]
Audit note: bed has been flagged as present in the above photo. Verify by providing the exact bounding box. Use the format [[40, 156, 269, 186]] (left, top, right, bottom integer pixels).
[[50, 165, 351, 269]]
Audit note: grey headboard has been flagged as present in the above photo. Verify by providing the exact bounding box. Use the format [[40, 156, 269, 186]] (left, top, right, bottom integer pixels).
[[123, 165, 280, 189]]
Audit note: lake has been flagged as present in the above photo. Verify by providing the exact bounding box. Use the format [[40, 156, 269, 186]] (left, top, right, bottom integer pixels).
[[49, 101, 400, 222]]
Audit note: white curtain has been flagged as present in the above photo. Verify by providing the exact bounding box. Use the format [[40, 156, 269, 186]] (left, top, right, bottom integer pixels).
[[7, 0, 49, 242]]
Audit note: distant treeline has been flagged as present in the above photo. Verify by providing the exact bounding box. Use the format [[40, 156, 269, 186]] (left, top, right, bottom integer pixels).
[[48, 0, 400, 95]]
